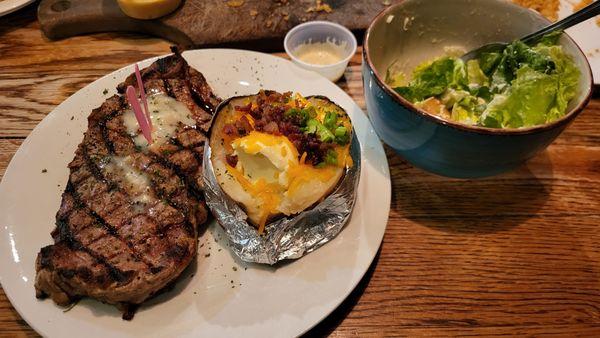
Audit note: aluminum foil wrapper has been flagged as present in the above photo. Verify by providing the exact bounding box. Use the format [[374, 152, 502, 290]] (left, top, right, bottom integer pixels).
[[203, 134, 361, 265]]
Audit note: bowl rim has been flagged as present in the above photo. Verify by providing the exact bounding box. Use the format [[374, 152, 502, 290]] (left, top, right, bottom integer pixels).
[[363, 1, 594, 136], [284, 20, 358, 70]]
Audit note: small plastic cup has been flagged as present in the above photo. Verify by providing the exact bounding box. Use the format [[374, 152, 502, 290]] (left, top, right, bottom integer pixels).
[[284, 21, 357, 82]]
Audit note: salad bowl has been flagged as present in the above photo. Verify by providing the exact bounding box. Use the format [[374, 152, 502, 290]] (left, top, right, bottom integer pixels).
[[363, 0, 593, 178]]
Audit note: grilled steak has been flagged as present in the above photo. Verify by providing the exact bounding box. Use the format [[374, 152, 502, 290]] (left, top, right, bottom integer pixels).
[[34, 50, 220, 319]]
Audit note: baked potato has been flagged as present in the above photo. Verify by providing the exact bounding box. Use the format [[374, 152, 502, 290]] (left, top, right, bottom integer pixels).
[[209, 90, 354, 233]]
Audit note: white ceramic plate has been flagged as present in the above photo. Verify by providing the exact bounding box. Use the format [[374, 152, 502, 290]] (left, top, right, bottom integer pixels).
[[560, 0, 600, 85], [0, 0, 35, 17], [0, 49, 391, 337]]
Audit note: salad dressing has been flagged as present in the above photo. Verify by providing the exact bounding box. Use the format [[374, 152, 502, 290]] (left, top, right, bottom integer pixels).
[[293, 41, 347, 65]]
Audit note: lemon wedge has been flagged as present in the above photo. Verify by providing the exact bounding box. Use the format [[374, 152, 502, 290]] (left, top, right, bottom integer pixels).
[[117, 0, 181, 20]]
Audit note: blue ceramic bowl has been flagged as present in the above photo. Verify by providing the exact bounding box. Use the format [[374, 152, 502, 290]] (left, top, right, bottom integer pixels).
[[363, 0, 593, 178]]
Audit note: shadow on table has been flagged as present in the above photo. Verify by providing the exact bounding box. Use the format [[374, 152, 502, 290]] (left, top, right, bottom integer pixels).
[[389, 148, 553, 234], [0, 2, 37, 36], [301, 248, 381, 337]]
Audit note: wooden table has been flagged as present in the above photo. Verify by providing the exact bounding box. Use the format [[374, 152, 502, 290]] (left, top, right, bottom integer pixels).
[[2, 4, 600, 337]]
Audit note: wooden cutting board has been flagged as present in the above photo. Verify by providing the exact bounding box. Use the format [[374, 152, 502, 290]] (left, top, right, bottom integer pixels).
[[38, 0, 399, 50]]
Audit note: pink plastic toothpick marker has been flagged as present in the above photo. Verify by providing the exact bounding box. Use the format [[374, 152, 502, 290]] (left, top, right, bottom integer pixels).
[[134, 64, 152, 129], [126, 85, 153, 144]]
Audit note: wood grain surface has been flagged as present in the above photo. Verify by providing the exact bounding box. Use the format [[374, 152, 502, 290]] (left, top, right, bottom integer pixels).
[[38, 0, 400, 48], [2, 4, 600, 338]]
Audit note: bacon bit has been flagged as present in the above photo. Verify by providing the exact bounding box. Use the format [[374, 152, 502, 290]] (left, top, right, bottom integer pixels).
[[235, 103, 252, 113], [126, 85, 152, 144], [263, 121, 279, 134], [234, 117, 252, 136], [226, 154, 238, 167], [226, 0, 245, 8], [223, 123, 236, 136]]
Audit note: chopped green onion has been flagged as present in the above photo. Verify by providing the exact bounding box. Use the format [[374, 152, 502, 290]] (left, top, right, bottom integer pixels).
[[323, 111, 338, 129], [334, 126, 349, 145], [304, 118, 334, 142]]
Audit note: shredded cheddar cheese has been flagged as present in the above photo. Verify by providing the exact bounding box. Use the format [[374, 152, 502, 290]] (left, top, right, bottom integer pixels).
[[226, 165, 283, 234]]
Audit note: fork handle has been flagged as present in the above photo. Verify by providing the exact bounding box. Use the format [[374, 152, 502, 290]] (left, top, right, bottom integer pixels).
[[522, 0, 600, 43]]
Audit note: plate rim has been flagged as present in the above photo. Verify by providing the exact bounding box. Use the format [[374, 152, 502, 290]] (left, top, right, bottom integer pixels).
[[0, 0, 35, 17]]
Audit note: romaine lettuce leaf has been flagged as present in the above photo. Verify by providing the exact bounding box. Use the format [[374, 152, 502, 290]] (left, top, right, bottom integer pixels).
[[490, 40, 556, 93], [466, 59, 489, 89], [469, 85, 493, 102], [386, 70, 406, 89], [440, 89, 471, 108], [533, 45, 580, 122], [449, 91, 486, 125], [537, 31, 562, 46], [481, 66, 558, 128], [394, 57, 467, 102], [479, 52, 502, 75]]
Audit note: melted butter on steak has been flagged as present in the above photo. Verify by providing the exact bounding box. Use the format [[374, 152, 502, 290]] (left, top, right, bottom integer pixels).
[[122, 93, 197, 150], [99, 155, 155, 206]]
